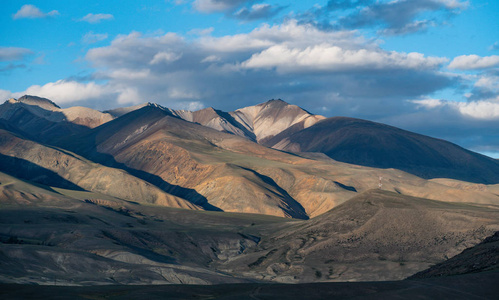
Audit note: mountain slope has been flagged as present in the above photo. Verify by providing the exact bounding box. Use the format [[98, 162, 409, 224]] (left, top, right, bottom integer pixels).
[[220, 189, 499, 282], [58, 105, 312, 218], [408, 230, 499, 279], [0, 95, 113, 143], [4, 96, 499, 218], [272, 117, 499, 184], [0, 171, 279, 285], [0, 128, 198, 210], [56, 104, 499, 218], [230, 99, 325, 144], [105, 99, 325, 143]]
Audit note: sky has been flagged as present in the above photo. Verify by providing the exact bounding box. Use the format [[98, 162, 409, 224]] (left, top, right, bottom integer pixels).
[[1, 0, 498, 157]]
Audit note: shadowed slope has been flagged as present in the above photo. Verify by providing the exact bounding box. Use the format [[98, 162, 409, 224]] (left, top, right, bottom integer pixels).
[[0, 95, 113, 144], [272, 117, 499, 184], [409, 230, 499, 279]]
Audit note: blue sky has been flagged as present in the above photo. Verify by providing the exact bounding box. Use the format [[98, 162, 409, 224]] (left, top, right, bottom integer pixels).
[[1, 0, 499, 157]]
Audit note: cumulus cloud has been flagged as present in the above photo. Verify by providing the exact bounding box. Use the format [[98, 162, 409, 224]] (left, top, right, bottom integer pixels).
[[457, 101, 499, 119], [1, 20, 454, 122], [474, 75, 499, 92], [412, 98, 499, 120], [0, 89, 14, 101], [79, 13, 114, 24], [448, 55, 499, 70], [82, 32, 109, 44], [117, 87, 141, 104], [0, 47, 33, 61], [242, 44, 446, 72], [234, 4, 286, 21], [13, 4, 59, 19], [14, 80, 110, 104], [76, 20, 455, 116]]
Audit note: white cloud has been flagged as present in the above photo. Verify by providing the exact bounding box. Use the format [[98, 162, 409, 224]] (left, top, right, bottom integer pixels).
[[457, 100, 499, 119], [117, 87, 141, 104], [437, 0, 469, 9], [242, 44, 446, 72], [82, 32, 109, 44], [199, 20, 362, 53], [14, 80, 110, 104], [0, 89, 13, 101], [411, 98, 445, 109], [149, 51, 183, 64], [0, 47, 33, 61], [13, 4, 59, 19], [77, 20, 453, 114], [86, 32, 185, 68], [448, 55, 499, 70], [201, 55, 221, 63], [413, 98, 499, 120], [474, 75, 499, 92], [79, 13, 114, 24], [108, 69, 151, 80]]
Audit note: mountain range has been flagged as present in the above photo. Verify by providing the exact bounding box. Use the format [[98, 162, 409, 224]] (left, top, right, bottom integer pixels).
[[0, 95, 498, 294]]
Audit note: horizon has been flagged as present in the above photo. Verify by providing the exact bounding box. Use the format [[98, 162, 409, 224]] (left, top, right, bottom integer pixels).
[[1, 0, 498, 157]]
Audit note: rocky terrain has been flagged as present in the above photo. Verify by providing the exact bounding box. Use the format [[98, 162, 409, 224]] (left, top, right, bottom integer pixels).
[[218, 190, 499, 282]]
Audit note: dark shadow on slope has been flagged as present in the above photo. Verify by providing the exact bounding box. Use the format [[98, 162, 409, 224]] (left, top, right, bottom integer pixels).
[[0, 102, 92, 145], [0, 120, 36, 141], [0, 153, 85, 191], [333, 181, 357, 192], [100, 229, 177, 265], [408, 231, 499, 279], [215, 109, 257, 141], [239, 167, 308, 220], [281, 117, 499, 184]]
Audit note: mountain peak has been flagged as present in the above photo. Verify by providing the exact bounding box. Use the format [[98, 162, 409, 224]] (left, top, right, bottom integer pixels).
[[196, 107, 217, 113], [145, 102, 167, 110], [260, 99, 289, 107], [15, 95, 61, 110]]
